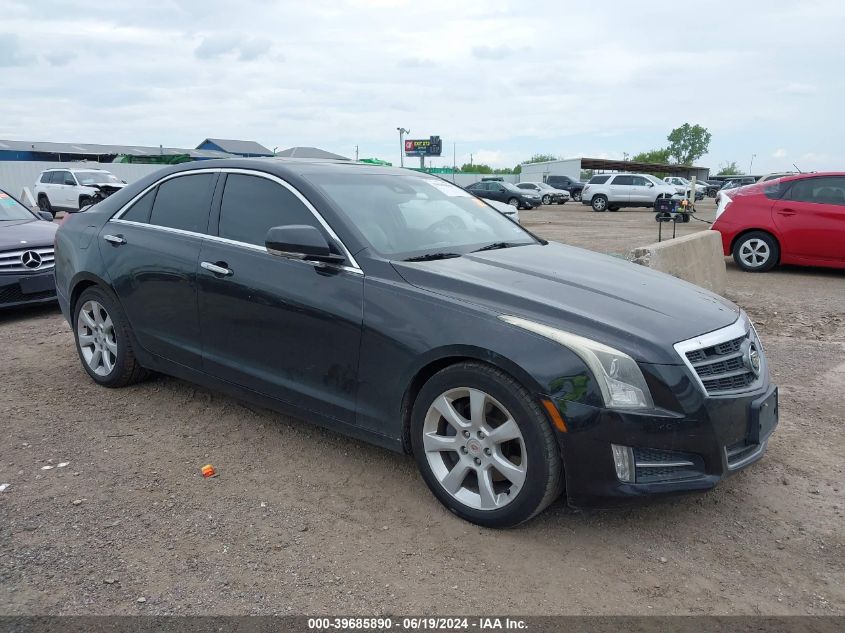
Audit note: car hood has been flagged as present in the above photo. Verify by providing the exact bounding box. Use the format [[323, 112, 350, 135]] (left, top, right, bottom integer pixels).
[[80, 182, 127, 189], [392, 242, 739, 364], [0, 219, 57, 251]]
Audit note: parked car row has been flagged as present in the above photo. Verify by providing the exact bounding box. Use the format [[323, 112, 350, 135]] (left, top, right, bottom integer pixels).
[[465, 181, 542, 210]]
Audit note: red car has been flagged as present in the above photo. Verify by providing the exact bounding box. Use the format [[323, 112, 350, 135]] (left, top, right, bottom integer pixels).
[[712, 173, 845, 272]]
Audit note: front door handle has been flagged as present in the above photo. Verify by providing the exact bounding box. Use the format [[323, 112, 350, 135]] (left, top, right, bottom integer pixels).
[[103, 234, 126, 245], [777, 209, 797, 216], [201, 261, 233, 276]]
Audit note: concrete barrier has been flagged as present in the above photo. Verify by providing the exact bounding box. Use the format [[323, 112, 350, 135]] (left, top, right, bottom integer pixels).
[[628, 230, 727, 296]]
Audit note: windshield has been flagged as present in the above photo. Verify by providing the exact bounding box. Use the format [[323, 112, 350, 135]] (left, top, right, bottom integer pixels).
[[644, 175, 664, 185], [306, 173, 537, 259], [536, 182, 554, 189], [0, 190, 36, 221], [74, 171, 122, 185]]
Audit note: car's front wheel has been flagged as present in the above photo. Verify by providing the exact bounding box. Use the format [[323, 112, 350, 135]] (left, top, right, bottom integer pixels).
[[732, 231, 779, 272], [542, 195, 551, 205], [572, 191, 582, 202], [411, 362, 563, 528], [591, 195, 608, 212], [74, 286, 148, 387], [507, 197, 519, 207]]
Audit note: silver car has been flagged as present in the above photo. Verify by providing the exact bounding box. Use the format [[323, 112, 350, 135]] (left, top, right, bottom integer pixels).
[[581, 173, 680, 212], [515, 182, 571, 205]]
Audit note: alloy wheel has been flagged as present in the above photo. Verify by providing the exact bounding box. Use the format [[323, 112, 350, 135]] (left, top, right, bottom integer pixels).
[[739, 238, 770, 268], [77, 300, 117, 376], [422, 387, 527, 511]]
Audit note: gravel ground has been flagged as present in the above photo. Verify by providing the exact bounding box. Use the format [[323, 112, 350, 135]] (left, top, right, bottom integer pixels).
[[1, 200, 843, 615]]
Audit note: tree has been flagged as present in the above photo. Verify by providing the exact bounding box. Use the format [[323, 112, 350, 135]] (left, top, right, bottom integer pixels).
[[631, 148, 671, 164], [524, 153, 558, 164], [666, 123, 712, 165], [460, 163, 493, 174], [717, 161, 744, 176]]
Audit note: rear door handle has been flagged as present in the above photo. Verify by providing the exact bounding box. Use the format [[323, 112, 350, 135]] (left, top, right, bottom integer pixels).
[[201, 261, 233, 276], [103, 234, 126, 245]]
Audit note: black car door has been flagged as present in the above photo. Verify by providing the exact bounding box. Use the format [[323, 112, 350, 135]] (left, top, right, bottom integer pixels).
[[100, 171, 216, 368], [197, 171, 364, 424]]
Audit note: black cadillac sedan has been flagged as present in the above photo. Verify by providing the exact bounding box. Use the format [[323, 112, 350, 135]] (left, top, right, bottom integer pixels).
[[0, 188, 58, 309], [54, 159, 778, 527]]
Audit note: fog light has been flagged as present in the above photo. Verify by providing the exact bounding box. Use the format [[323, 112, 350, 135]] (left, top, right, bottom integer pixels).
[[611, 444, 635, 483]]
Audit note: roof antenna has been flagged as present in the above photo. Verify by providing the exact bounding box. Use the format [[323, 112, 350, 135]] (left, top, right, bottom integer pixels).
[[792, 162, 803, 173]]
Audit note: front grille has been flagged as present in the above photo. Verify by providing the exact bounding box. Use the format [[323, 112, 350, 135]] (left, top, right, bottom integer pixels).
[[678, 323, 762, 396], [0, 247, 55, 274], [633, 447, 705, 483], [0, 285, 56, 305]]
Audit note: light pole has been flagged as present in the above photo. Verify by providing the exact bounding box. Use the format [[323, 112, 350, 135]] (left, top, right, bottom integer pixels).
[[749, 153, 756, 174], [397, 127, 410, 168]]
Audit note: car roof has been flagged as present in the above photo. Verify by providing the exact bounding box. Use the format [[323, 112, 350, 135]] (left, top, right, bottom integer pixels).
[[771, 171, 845, 184], [41, 167, 110, 172]]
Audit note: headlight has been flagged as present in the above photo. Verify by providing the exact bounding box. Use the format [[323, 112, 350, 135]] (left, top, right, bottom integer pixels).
[[500, 315, 654, 409]]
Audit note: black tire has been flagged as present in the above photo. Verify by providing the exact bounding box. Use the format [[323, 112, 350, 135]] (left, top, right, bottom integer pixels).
[[591, 195, 608, 212], [37, 195, 54, 218], [410, 362, 563, 528], [732, 231, 779, 272], [507, 197, 519, 208], [572, 191, 582, 202], [542, 195, 551, 205], [78, 196, 92, 210], [73, 286, 148, 387]]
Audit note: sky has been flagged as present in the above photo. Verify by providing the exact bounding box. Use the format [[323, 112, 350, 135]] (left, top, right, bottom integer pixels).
[[1, 0, 843, 174]]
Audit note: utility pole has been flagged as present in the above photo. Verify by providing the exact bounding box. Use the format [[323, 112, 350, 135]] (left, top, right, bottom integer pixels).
[[397, 127, 410, 168], [354, 145, 359, 161], [749, 153, 756, 174], [453, 142, 457, 182]]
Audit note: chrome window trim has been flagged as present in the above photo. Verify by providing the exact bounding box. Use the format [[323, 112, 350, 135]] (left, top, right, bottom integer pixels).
[[109, 167, 362, 274], [673, 313, 761, 396]]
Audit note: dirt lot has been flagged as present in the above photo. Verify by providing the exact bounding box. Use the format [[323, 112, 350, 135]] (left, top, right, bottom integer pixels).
[[1, 200, 843, 615]]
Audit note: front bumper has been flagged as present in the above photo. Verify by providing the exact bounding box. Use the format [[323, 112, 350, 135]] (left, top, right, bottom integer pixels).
[[548, 368, 777, 507], [0, 270, 57, 309]]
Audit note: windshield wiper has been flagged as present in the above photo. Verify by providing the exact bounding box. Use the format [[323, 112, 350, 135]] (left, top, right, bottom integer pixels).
[[472, 241, 521, 253], [403, 252, 463, 262]]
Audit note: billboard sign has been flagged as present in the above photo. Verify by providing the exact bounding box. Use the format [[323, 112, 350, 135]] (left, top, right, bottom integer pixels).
[[404, 136, 442, 157]]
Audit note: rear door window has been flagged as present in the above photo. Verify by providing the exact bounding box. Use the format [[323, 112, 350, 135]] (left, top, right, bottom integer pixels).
[[611, 175, 634, 186], [149, 173, 215, 234], [588, 175, 610, 184], [122, 188, 157, 223], [788, 177, 845, 206]]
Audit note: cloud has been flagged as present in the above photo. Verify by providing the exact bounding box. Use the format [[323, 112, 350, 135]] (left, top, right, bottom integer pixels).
[[45, 51, 77, 67], [194, 34, 271, 62], [0, 33, 35, 67], [397, 57, 436, 68], [778, 83, 818, 95], [471, 45, 524, 60], [772, 148, 787, 158]]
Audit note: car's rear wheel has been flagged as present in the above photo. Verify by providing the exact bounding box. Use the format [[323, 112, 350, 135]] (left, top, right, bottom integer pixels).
[[591, 195, 608, 212], [37, 195, 54, 218], [411, 362, 563, 528], [74, 287, 148, 387], [542, 195, 551, 205], [732, 231, 779, 272]]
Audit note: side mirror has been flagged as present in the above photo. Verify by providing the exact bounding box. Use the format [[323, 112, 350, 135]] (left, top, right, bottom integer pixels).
[[647, 182, 654, 187], [65, 179, 76, 186], [265, 225, 345, 265], [37, 211, 54, 221]]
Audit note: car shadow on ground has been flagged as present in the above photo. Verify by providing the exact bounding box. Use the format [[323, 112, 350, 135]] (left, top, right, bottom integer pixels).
[[0, 302, 61, 325]]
